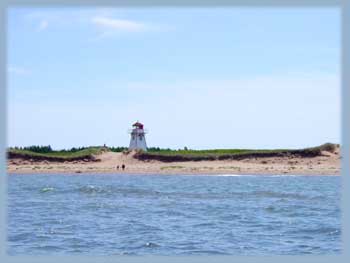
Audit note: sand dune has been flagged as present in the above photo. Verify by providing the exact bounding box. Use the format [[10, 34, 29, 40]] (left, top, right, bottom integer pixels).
[[7, 147, 341, 175]]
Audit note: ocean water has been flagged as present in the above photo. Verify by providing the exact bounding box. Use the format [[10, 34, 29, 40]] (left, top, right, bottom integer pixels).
[[7, 174, 341, 256]]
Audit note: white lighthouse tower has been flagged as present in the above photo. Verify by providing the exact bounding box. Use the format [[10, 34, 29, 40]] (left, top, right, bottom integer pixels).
[[128, 121, 148, 151]]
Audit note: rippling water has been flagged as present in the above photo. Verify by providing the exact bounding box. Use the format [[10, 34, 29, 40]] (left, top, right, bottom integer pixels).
[[7, 174, 341, 255]]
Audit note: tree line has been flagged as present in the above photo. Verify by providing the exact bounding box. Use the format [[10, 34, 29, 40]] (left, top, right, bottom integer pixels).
[[9, 145, 89, 153], [9, 145, 190, 153]]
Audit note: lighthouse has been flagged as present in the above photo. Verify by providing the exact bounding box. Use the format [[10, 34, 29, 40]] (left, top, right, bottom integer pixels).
[[129, 121, 148, 151]]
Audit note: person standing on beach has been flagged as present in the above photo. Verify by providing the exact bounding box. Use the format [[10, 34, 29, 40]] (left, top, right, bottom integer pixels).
[[122, 164, 125, 170]]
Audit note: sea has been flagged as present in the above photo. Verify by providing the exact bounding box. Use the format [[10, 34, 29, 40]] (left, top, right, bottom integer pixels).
[[7, 173, 341, 256]]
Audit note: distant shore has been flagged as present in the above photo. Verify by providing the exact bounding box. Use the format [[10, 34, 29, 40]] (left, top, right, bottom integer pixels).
[[7, 146, 341, 176]]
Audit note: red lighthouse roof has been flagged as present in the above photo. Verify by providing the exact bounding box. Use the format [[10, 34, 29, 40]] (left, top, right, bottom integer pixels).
[[132, 121, 144, 129]]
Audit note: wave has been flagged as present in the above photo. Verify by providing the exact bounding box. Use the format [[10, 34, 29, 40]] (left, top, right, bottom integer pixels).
[[40, 187, 54, 193], [286, 227, 341, 235], [57, 185, 316, 202], [252, 190, 308, 200]]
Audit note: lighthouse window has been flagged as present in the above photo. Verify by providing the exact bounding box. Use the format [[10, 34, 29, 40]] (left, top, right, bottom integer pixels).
[[139, 135, 143, 140]]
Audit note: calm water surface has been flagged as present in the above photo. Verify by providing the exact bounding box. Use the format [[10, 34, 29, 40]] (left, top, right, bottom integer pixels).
[[8, 174, 341, 255]]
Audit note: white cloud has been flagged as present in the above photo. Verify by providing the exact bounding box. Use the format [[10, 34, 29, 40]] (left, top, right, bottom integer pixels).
[[8, 66, 31, 76], [24, 11, 170, 39], [37, 20, 48, 31], [91, 16, 149, 32]]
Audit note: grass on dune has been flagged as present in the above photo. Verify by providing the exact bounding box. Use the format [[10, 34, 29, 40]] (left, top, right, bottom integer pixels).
[[145, 148, 288, 157], [7, 143, 338, 163], [135, 143, 338, 162], [145, 143, 338, 157], [8, 147, 104, 161]]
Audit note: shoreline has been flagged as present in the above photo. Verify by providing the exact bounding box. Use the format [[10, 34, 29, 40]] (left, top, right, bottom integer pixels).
[[7, 147, 341, 176], [7, 171, 340, 176]]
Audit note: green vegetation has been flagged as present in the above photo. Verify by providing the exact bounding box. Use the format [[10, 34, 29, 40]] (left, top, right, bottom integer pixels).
[[7, 146, 105, 162], [134, 143, 339, 162], [144, 143, 338, 157], [10, 145, 98, 154], [18, 145, 53, 153], [160, 165, 185, 170], [146, 148, 285, 156], [7, 143, 338, 163], [147, 147, 173, 152], [109, 146, 128, 152], [218, 166, 241, 169]]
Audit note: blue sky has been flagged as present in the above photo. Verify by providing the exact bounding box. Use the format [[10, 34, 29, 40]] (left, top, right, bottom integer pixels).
[[7, 7, 340, 150]]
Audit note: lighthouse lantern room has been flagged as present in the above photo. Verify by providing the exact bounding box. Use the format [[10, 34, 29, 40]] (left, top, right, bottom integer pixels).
[[128, 121, 148, 151]]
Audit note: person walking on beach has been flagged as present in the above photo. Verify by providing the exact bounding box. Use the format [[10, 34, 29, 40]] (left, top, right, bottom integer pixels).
[[116, 165, 119, 170], [122, 164, 125, 170]]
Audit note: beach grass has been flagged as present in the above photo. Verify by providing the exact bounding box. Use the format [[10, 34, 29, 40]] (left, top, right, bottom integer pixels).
[[7, 147, 105, 162], [160, 165, 185, 170], [146, 143, 337, 156], [7, 143, 338, 163], [134, 143, 338, 162], [147, 148, 286, 156]]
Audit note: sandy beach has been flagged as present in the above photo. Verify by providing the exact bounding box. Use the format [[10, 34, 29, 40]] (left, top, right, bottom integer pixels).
[[7, 147, 341, 175]]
